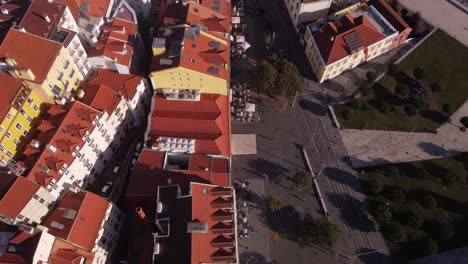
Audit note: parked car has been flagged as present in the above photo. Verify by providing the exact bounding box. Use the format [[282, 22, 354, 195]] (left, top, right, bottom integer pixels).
[[113, 166, 120, 174], [100, 181, 113, 196]]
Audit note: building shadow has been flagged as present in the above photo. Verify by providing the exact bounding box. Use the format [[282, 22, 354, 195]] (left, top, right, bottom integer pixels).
[[326, 192, 375, 232], [298, 99, 327, 116], [407, 188, 465, 214], [420, 109, 448, 125], [247, 158, 290, 183], [324, 167, 362, 193], [240, 251, 272, 264], [357, 247, 392, 264]]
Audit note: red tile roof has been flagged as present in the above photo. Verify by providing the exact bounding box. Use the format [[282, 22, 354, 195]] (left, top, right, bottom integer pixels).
[[0, 175, 39, 219], [22, 102, 101, 188], [81, 83, 121, 114], [199, 0, 232, 18], [147, 94, 230, 156], [0, 29, 62, 83], [313, 15, 386, 64], [87, 68, 143, 99], [19, 0, 66, 39], [44, 191, 109, 251], [87, 2, 138, 69], [57, 0, 111, 21], [0, 0, 30, 44], [0, 72, 22, 121], [150, 26, 229, 80], [2, 229, 43, 263], [126, 150, 230, 196], [370, 0, 410, 32], [50, 239, 95, 264], [49, 249, 86, 264], [161, 2, 230, 33]]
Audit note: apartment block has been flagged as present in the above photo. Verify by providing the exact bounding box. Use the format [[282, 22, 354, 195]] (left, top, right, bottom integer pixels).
[[301, 1, 411, 83], [0, 73, 43, 162], [284, 0, 333, 29], [87, 1, 145, 74]]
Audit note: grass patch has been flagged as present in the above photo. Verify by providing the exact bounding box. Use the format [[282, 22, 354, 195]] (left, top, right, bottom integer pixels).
[[335, 29, 468, 132], [360, 155, 468, 262]]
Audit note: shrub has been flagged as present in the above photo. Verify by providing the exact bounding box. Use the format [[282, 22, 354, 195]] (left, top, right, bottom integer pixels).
[[415, 167, 429, 180], [431, 82, 443, 93], [422, 195, 437, 209], [461, 117, 468, 128], [411, 97, 428, 110], [434, 222, 455, 241], [442, 104, 452, 114], [388, 63, 399, 75], [442, 172, 456, 186], [404, 105, 417, 116], [404, 210, 424, 228], [389, 189, 406, 204], [266, 196, 282, 213], [366, 71, 377, 83], [307, 218, 339, 247], [395, 84, 410, 97], [371, 204, 392, 224], [360, 82, 372, 96], [413, 68, 424, 79], [419, 238, 439, 256], [341, 108, 353, 121], [384, 222, 407, 244], [385, 166, 399, 178], [350, 100, 363, 109], [377, 100, 391, 113], [361, 101, 369, 110], [365, 177, 384, 195]]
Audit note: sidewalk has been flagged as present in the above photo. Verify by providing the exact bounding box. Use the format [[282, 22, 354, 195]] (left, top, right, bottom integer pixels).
[[341, 100, 468, 168]]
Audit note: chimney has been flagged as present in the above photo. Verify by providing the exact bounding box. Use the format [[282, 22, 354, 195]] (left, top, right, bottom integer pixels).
[[136, 207, 146, 219], [0, 8, 8, 15], [5, 57, 17, 67], [43, 13, 51, 23], [16, 68, 35, 81], [18, 27, 26, 33], [330, 36, 335, 41]]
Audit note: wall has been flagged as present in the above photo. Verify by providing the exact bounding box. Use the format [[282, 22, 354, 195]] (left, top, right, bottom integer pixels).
[[16, 186, 55, 225], [92, 203, 123, 264]]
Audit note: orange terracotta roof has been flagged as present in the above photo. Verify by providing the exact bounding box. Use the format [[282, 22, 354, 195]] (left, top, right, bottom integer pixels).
[[0, 72, 22, 121], [0, 0, 30, 43], [23, 102, 102, 188], [81, 83, 121, 114], [19, 0, 66, 39], [199, 0, 232, 18], [57, 0, 111, 21], [49, 249, 87, 264], [0, 252, 28, 263], [150, 26, 229, 80], [87, 2, 137, 69], [370, 0, 411, 32], [126, 150, 230, 196], [50, 239, 95, 264], [147, 94, 230, 156], [312, 15, 386, 64], [0, 175, 39, 219], [161, 2, 230, 33], [44, 191, 109, 251], [0, 29, 61, 83], [87, 68, 143, 99], [3, 230, 42, 263]]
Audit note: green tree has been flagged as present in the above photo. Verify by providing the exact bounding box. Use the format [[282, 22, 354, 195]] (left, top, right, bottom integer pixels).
[[350, 100, 363, 109], [413, 68, 425, 79], [404, 105, 417, 116], [441, 170, 456, 186], [360, 82, 373, 96], [415, 167, 429, 180], [292, 170, 312, 190], [435, 222, 455, 241], [366, 71, 377, 83], [419, 238, 439, 256], [460, 117, 468, 128], [341, 108, 353, 121], [411, 97, 428, 110], [385, 166, 399, 178], [395, 84, 410, 97], [389, 189, 406, 204], [388, 63, 399, 75], [255, 60, 278, 95], [422, 195, 437, 209], [404, 210, 424, 228], [384, 222, 407, 244], [377, 100, 391, 113], [371, 204, 392, 224], [266, 196, 283, 213], [307, 218, 339, 247], [365, 177, 384, 195], [275, 60, 304, 98]]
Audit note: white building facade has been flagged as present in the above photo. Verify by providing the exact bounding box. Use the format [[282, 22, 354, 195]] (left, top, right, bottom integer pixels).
[[284, 0, 333, 30]]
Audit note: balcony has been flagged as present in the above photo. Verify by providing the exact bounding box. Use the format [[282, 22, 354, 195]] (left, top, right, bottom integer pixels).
[[211, 209, 233, 221]]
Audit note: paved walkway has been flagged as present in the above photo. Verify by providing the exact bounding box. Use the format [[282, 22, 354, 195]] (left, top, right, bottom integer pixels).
[[399, 0, 468, 47], [341, 101, 468, 168]]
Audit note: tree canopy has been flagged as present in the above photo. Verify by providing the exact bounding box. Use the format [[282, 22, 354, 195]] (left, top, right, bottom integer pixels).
[[306, 218, 339, 247], [266, 196, 283, 213], [254, 59, 304, 98], [292, 170, 313, 191]]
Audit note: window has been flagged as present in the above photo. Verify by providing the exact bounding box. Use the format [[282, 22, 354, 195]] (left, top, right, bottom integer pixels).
[[13, 139, 20, 146], [0, 145, 3, 151], [0, 126, 2, 132], [33, 195, 39, 200], [27, 98, 33, 105], [23, 130, 29, 136], [33, 105, 39, 112], [27, 116, 33, 123], [20, 109, 26, 116], [39, 198, 45, 204], [17, 214, 24, 220], [6, 151, 12, 157], [6, 113, 11, 119], [15, 123, 22, 130], [24, 217, 30, 223], [5, 132, 11, 138]]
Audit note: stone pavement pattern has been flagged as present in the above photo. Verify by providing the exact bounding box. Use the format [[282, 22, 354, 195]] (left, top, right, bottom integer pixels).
[[341, 100, 468, 168], [399, 0, 468, 47]]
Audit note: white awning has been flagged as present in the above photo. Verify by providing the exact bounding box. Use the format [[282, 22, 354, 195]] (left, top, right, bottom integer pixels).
[[245, 103, 255, 112], [232, 16, 241, 24], [235, 35, 245, 43]]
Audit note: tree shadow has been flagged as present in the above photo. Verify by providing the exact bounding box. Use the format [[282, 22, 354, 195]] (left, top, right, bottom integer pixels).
[[346, 156, 391, 169], [417, 142, 459, 157], [240, 251, 272, 264], [298, 99, 327, 116], [357, 247, 392, 264], [406, 189, 465, 214], [420, 110, 448, 124], [324, 167, 362, 193], [267, 205, 306, 242], [247, 158, 290, 183], [326, 193, 375, 232]]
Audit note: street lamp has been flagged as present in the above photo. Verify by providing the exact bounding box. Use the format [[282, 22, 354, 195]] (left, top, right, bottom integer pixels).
[[315, 161, 346, 179]]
